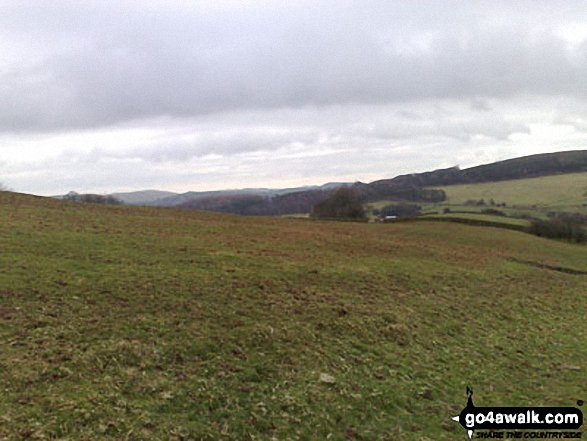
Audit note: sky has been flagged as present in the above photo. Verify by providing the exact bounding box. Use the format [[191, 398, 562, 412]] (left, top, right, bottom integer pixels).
[[2, 0, 587, 196]]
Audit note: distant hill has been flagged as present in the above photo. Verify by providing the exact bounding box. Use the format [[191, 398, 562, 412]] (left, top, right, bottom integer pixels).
[[177, 189, 332, 216], [163, 151, 587, 216], [152, 188, 296, 208], [175, 183, 447, 216], [112, 190, 178, 205], [458, 149, 587, 183], [53, 150, 586, 216], [375, 150, 587, 188], [53, 184, 350, 208], [438, 172, 587, 213], [152, 183, 350, 208]]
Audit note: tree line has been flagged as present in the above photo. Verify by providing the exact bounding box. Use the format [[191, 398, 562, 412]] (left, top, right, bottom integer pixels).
[[63, 191, 122, 205]]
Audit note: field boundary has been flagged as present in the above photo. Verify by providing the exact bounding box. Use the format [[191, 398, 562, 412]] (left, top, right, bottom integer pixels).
[[383, 215, 529, 232], [506, 258, 587, 275]]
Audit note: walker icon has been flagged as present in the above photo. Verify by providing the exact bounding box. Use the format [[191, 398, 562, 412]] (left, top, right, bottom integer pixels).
[[451, 386, 476, 440]]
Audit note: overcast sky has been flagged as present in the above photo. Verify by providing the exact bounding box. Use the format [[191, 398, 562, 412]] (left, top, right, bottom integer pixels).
[[2, 0, 587, 196]]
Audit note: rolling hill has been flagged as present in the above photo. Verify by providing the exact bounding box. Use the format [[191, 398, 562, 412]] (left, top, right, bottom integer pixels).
[[171, 150, 587, 215], [376, 149, 587, 188], [1, 191, 585, 440], [53, 151, 587, 219], [147, 183, 349, 207], [437, 172, 587, 211], [111, 190, 178, 205]]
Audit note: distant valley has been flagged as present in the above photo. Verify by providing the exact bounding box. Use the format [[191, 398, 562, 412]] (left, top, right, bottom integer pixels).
[[56, 150, 587, 218]]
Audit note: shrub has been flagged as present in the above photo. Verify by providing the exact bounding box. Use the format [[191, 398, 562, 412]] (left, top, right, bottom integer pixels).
[[528, 217, 586, 243], [311, 187, 366, 220], [481, 208, 505, 216], [464, 199, 486, 206], [380, 203, 421, 218], [64, 191, 122, 205]]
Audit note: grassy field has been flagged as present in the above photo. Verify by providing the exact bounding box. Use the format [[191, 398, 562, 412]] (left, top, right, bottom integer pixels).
[[423, 212, 531, 227], [368, 172, 587, 223], [436, 172, 587, 213], [366, 200, 540, 225], [1, 191, 586, 440]]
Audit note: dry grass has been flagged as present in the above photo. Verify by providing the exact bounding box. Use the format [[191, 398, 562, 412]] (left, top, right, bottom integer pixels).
[[1, 191, 586, 440]]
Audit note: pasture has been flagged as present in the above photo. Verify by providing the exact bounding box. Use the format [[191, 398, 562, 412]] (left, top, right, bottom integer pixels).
[[436, 172, 587, 213], [1, 191, 586, 440]]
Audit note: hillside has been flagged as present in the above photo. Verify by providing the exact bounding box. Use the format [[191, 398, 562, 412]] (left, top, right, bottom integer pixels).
[[374, 150, 587, 188], [172, 150, 587, 216], [53, 151, 587, 218], [437, 172, 587, 211], [1, 191, 586, 439], [112, 190, 178, 205], [177, 189, 332, 216], [151, 183, 349, 208]]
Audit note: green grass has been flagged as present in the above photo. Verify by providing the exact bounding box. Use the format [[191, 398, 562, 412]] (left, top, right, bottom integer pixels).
[[1, 191, 586, 440], [368, 173, 587, 222], [435, 172, 587, 213], [425, 212, 531, 227]]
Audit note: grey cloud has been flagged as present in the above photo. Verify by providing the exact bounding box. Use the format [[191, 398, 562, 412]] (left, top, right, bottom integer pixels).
[[553, 116, 587, 131], [77, 101, 530, 166], [471, 98, 492, 112], [31, 124, 322, 167], [126, 128, 322, 162], [552, 99, 587, 131], [24, 101, 528, 177], [3, 1, 587, 196], [343, 103, 530, 142], [2, 1, 587, 133]]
